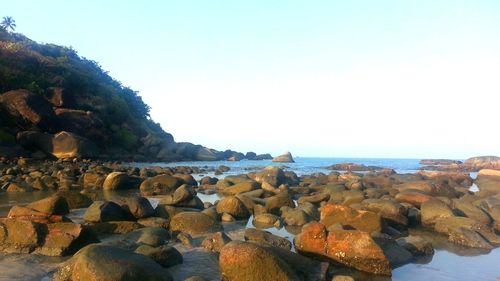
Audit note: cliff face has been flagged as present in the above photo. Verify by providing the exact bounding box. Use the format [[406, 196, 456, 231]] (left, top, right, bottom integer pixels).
[[0, 30, 258, 161]]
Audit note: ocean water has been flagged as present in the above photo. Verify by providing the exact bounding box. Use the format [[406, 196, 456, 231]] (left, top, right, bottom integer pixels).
[[130, 157, 426, 178]]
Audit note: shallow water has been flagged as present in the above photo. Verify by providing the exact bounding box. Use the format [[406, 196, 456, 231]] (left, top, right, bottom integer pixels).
[[1, 157, 499, 280]]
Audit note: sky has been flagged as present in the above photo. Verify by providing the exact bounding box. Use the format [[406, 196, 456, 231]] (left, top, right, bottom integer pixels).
[[2, 0, 500, 159]]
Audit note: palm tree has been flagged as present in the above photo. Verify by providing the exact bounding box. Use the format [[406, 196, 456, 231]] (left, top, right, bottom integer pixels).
[[1, 17, 16, 32]]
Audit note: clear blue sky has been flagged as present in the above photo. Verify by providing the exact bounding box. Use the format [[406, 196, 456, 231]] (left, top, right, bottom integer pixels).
[[3, 1, 500, 158]]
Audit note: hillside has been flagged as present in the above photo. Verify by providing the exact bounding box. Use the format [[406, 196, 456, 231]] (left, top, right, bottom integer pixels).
[[0, 29, 267, 161]]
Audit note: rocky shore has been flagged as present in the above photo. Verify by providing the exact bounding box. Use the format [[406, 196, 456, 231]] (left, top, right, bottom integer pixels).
[[0, 158, 498, 281]]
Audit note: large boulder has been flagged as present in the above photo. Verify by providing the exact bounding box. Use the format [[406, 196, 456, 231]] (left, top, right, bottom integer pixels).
[[54, 108, 106, 142], [83, 201, 132, 223], [0, 218, 43, 253], [52, 244, 173, 281], [219, 241, 300, 281], [17, 131, 98, 159], [33, 223, 99, 256], [140, 174, 182, 195], [294, 222, 391, 276], [169, 212, 222, 235], [0, 89, 57, 131], [254, 167, 286, 187], [216, 196, 251, 219], [320, 204, 385, 233], [244, 228, 292, 250], [420, 199, 454, 226], [26, 195, 69, 215], [272, 151, 295, 163], [103, 172, 142, 190], [123, 196, 155, 219]]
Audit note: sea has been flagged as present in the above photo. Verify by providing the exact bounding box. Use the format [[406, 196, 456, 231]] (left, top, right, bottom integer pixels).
[[0, 157, 498, 281]]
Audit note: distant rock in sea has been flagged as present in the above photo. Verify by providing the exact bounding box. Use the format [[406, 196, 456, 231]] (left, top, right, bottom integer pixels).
[[272, 151, 295, 163]]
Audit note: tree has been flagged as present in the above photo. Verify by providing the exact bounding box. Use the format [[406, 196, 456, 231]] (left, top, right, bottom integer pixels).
[[1, 17, 16, 32]]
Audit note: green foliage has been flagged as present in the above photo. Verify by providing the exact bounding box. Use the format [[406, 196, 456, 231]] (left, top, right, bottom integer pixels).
[[0, 128, 15, 142], [0, 28, 166, 152], [1, 16, 16, 32]]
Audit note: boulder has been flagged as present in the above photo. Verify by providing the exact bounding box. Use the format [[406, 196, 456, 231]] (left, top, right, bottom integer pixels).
[[123, 196, 155, 219], [103, 172, 142, 190], [134, 244, 182, 268], [294, 222, 391, 276], [26, 195, 69, 215], [52, 244, 173, 281], [33, 223, 99, 256], [89, 221, 144, 235], [6, 181, 33, 192], [420, 199, 454, 226], [396, 235, 434, 256], [56, 191, 93, 209], [170, 212, 222, 235], [395, 191, 433, 207], [17, 131, 98, 159], [172, 184, 196, 204], [7, 205, 68, 224], [83, 201, 131, 223], [221, 181, 259, 195], [0, 218, 43, 253], [244, 228, 292, 250], [216, 196, 251, 219], [201, 231, 232, 252], [320, 204, 385, 233], [219, 241, 300, 281], [140, 174, 183, 195], [254, 167, 286, 187], [272, 151, 295, 163], [0, 89, 57, 131]]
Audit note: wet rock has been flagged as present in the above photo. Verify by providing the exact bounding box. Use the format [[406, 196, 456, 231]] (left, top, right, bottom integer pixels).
[[253, 213, 281, 226], [172, 184, 197, 204], [281, 208, 311, 226], [123, 196, 155, 219], [26, 195, 69, 215], [396, 235, 434, 256], [89, 221, 144, 235], [374, 237, 413, 267], [6, 181, 33, 192], [254, 166, 286, 187], [200, 176, 218, 185], [265, 192, 295, 215], [33, 223, 99, 256], [272, 151, 295, 163], [0, 218, 43, 253], [201, 231, 232, 252], [421, 199, 454, 226], [176, 232, 194, 248], [130, 227, 171, 247], [453, 199, 492, 225], [7, 206, 68, 224], [80, 172, 105, 189], [320, 204, 385, 233], [83, 201, 132, 223], [53, 244, 173, 281], [360, 198, 408, 227], [170, 212, 222, 235], [433, 216, 499, 248], [173, 173, 198, 186], [219, 241, 300, 281], [138, 217, 170, 229], [140, 174, 183, 195], [395, 191, 433, 207], [297, 192, 330, 205], [221, 181, 260, 195], [135, 244, 183, 268], [294, 222, 391, 276], [56, 191, 93, 209], [102, 172, 142, 190], [244, 228, 292, 250], [221, 213, 235, 222], [216, 196, 251, 219]]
